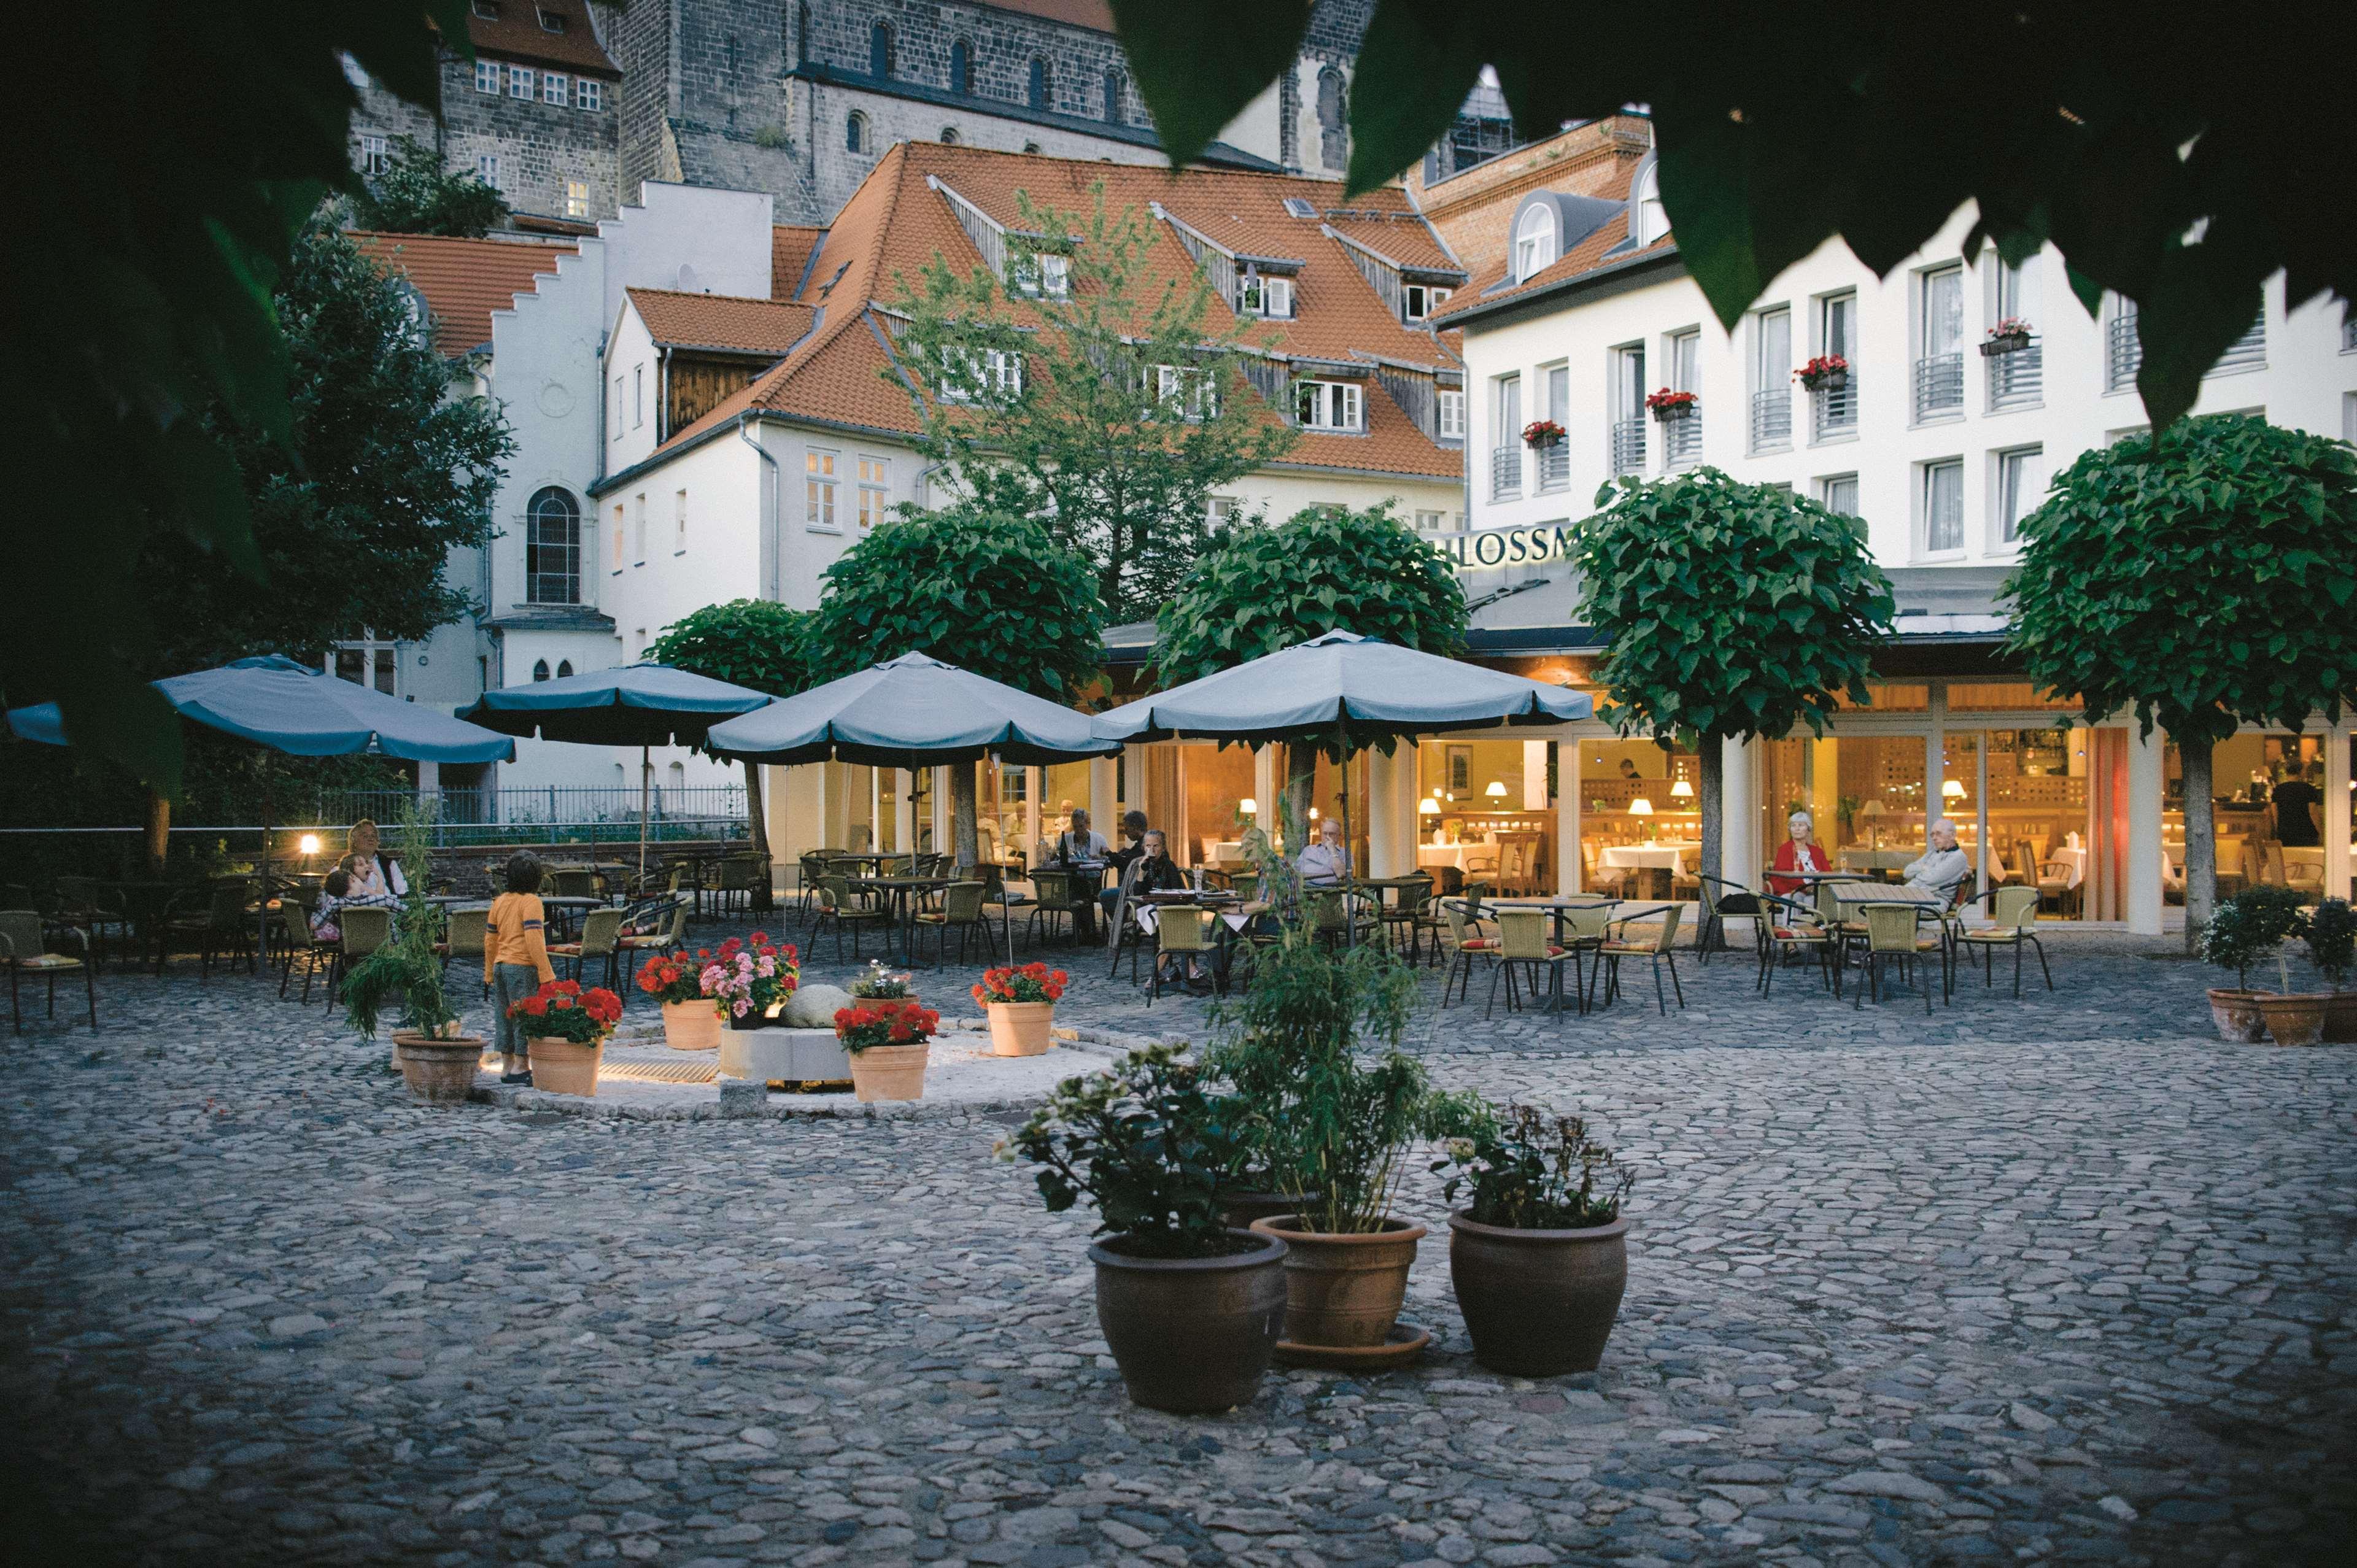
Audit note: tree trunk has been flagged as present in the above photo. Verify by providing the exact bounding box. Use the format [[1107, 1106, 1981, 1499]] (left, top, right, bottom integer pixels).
[[1282, 743, 1317, 854], [743, 762, 774, 912], [950, 760, 980, 872], [1697, 736, 1724, 946], [145, 789, 171, 877], [2181, 732, 2215, 955]]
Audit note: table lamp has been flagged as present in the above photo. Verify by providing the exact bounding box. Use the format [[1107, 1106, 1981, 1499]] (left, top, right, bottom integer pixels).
[[1859, 798, 1886, 848], [1670, 777, 1693, 801], [1484, 780, 1507, 800], [298, 833, 320, 860], [1941, 778, 1966, 805], [1237, 797, 1256, 816], [1628, 795, 1655, 843], [1418, 797, 1441, 815]]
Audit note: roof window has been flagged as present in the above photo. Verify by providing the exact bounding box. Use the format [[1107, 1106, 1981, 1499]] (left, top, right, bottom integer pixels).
[[1282, 197, 1317, 219], [538, 7, 567, 32], [472, 0, 500, 17]]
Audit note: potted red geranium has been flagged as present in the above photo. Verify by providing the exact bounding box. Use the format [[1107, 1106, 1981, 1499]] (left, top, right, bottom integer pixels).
[[1981, 317, 2033, 355], [1793, 354, 1849, 392], [834, 999, 942, 1102], [972, 962, 1067, 1057], [1644, 387, 1698, 422], [637, 946, 722, 1051], [1520, 419, 1566, 449], [510, 979, 624, 1097]]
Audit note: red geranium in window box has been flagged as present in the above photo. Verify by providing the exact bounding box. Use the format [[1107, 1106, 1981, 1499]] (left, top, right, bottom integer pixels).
[[1644, 387, 1698, 421], [1981, 317, 2033, 355], [1520, 419, 1566, 448], [1793, 354, 1850, 391]]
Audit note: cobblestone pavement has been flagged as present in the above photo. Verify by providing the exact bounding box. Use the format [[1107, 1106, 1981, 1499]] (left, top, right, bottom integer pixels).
[[2, 919, 2351, 1567]]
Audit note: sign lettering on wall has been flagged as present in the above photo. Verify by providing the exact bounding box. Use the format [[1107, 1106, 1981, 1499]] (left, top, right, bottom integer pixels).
[[1444, 523, 1576, 571]]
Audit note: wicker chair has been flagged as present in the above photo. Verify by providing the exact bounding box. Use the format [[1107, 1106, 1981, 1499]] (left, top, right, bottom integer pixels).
[[1851, 902, 1944, 1013], [1484, 907, 1576, 1019], [1, 910, 97, 1033], [1026, 869, 1080, 948], [438, 905, 493, 998], [1954, 885, 2053, 997], [1437, 898, 1497, 1007], [54, 876, 131, 969], [1598, 903, 1686, 1015], [1754, 892, 1835, 995], [913, 881, 993, 964], [548, 908, 625, 993], [1378, 874, 1436, 962], [1148, 905, 1219, 1003], [813, 875, 891, 961], [325, 906, 393, 1005], [157, 881, 256, 979]]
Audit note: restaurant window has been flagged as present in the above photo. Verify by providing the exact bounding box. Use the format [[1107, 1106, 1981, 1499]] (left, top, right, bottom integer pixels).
[[1296, 379, 1362, 432], [1921, 458, 1965, 554], [543, 71, 569, 105], [1436, 387, 1465, 440], [525, 486, 581, 604], [1994, 445, 2046, 546], [1819, 473, 1860, 518], [856, 455, 889, 528], [805, 449, 838, 530]]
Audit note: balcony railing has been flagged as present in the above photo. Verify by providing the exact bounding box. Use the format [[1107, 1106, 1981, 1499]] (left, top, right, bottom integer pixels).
[[2210, 314, 2266, 376], [1608, 417, 1646, 475], [1663, 409, 1702, 466], [1490, 445, 1521, 500], [1813, 377, 1857, 439], [1749, 387, 1792, 450], [2107, 310, 2142, 391], [1912, 352, 1964, 419], [1535, 440, 1569, 493], [1986, 339, 2042, 409]]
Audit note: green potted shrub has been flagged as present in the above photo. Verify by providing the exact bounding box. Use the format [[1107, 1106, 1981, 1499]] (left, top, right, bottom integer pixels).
[[343, 805, 482, 1105], [1000, 1043, 1283, 1413], [2199, 886, 2317, 1043], [1436, 1104, 1637, 1376], [2302, 897, 2356, 1042]]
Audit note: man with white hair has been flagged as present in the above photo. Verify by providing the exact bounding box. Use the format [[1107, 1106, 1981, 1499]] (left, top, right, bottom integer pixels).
[[1903, 819, 1972, 904]]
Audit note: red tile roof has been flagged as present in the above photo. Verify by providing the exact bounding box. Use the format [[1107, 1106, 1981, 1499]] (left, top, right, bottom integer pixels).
[[1429, 162, 1675, 325], [977, 0, 1115, 32], [771, 225, 827, 300], [462, 0, 618, 77], [351, 231, 576, 357], [626, 289, 816, 355]]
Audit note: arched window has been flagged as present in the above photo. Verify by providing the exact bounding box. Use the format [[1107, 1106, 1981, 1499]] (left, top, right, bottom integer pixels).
[[1632, 161, 1668, 246], [939, 126, 959, 145], [950, 39, 970, 96], [532, 659, 551, 682], [557, 660, 573, 678], [1513, 202, 1557, 282], [845, 111, 867, 153], [1102, 70, 1123, 124], [1027, 56, 1050, 111], [524, 485, 580, 604], [1316, 66, 1348, 169], [869, 22, 892, 79]]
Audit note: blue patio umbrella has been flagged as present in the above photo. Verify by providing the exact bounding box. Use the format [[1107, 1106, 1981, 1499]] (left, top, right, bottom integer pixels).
[[457, 663, 773, 878]]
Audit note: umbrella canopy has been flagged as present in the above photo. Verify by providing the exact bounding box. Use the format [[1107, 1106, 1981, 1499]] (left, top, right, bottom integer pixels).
[[6, 655, 515, 762], [456, 662, 770, 746], [1093, 630, 1592, 747], [705, 652, 1118, 768]]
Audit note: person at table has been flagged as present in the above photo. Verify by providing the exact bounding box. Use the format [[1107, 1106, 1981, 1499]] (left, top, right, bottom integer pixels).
[[2273, 761, 2323, 849], [1902, 819, 1972, 905], [484, 852, 556, 1087], [1766, 809, 1832, 896], [1298, 816, 1353, 886], [1099, 811, 1150, 928], [342, 819, 408, 905], [1131, 830, 1210, 992], [1048, 808, 1108, 866], [309, 867, 353, 944]]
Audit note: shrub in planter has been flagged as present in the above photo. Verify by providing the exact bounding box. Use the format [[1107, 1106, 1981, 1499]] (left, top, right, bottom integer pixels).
[[637, 948, 722, 1051], [834, 998, 941, 1102], [849, 960, 916, 1001], [972, 962, 1068, 1057], [702, 932, 800, 1029], [510, 979, 623, 1096], [2199, 886, 2317, 1042], [2301, 897, 2356, 1041], [999, 1042, 1281, 1413], [343, 803, 484, 1104], [1435, 1103, 1638, 1375]]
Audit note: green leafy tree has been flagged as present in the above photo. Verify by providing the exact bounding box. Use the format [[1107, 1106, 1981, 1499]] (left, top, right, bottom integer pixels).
[[1573, 469, 1895, 897], [1154, 503, 1466, 828], [347, 134, 508, 238], [886, 183, 1297, 621], [648, 599, 820, 859], [1107, 2, 2354, 434], [5, 0, 466, 794], [2005, 416, 2357, 948], [810, 504, 1105, 867]]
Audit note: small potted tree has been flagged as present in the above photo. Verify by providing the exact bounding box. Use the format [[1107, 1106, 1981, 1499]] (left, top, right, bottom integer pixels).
[[2199, 886, 2316, 1043], [511, 979, 624, 1095], [1981, 317, 2034, 355], [2300, 897, 2355, 1042], [1436, 1103, 1638, 1375], [834, 998, 940, 1101], [972, 962, 1067, 1057], [637, 948, 722, 1051], [703, 932, 800, 1029], [1793, 354, 1849, 392], [1644, 387, 1698, 423], [1000, 1042, 1287, 1413], [344, 806, 484, 1105]]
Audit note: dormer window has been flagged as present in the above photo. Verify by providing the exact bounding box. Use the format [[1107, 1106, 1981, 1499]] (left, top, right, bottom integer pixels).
[[473, 0, 499, 18], [1237, 272, 1294, 319], [538, 7, 566, 31], [1403, 283, 1452, 322], [1633, 161, 1668, 247], [1012, 252, 1068, 299], [1295, 379, 1362, 432], [1513, 204, 1557, 282]]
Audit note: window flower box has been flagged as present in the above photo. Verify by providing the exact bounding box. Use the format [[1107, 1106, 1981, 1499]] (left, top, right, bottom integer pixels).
[[1520, 419, 1566, 449], [1794, 354, 1850, 392], [1644, 388, 1698, 423], [1981, 319, 2034, 356]]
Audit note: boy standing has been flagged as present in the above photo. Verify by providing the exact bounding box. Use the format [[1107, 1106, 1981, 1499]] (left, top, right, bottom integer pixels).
[[484, 852, 555, 1085]]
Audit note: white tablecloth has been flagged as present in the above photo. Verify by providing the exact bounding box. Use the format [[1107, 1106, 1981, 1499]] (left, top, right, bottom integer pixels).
[[2049, 846, 2086, 889], [1600, 844, 1694, 875], [1132, 905, 1249, 935]]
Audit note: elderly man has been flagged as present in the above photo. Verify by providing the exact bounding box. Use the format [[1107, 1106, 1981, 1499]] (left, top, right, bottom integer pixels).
[[1903, 819, 1972, 904], [1297, 816, 1353, 886]]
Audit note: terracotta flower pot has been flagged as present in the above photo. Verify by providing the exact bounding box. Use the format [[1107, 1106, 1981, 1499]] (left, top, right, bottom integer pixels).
[[848, 1041, 929, 1102], [987, 1001, 1055, 1057], [1448, 1210, 1630, 1376], [1247, 1215, 1425, 1348], [661, 1000, 721, 1052], [392, 1032, 485, 1106], [2254, 993, 2329, 1046], [527, 1036, 604, 1097], [1089, 1230, 1288, 1413], [2324, 991, 2357, 1044], [2207, 988, 2267, 1043]]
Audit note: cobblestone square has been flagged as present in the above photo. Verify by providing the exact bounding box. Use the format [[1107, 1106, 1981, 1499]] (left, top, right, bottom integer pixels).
[[2, 924, 2351, 1566]]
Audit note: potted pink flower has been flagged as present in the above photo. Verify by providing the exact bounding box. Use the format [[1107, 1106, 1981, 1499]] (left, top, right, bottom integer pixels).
[[701, 932, 801, 1029], [1981, 317, 2034, 355], [1793, 354, 1850, 392]]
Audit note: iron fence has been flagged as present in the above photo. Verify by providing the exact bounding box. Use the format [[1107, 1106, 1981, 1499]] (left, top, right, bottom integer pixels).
[[1608, 417, 1646, 474], [303, 786, 749, 847], [1489, 445, 1521, 500], [1987, 341, 2043, 409], [1662, 409, 1702, 465], [1535, 441, 1569, 493]]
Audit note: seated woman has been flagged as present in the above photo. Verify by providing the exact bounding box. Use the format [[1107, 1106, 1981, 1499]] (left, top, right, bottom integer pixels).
[[341, 819, 409, 906], [1766, 809, 1832, 897]]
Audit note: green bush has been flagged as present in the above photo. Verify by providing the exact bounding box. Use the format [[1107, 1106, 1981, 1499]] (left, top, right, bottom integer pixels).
[[2303, 898, 2355, 991], [2197, 884, 2309, 992]]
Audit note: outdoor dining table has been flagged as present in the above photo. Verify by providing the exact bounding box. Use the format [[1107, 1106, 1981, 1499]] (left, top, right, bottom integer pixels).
[[1487, 897, 1630, 1016], [853, 873, 956, 968], [541, 894, 605, 941]]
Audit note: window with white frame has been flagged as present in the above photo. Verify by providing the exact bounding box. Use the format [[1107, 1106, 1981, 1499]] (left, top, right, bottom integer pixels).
[[632, 493, 647, 563], [610, 504, 625, 571], [1997, 253, 2040, 332], [1493, 373, 1521, 441], [673, 489, 688, 552], [1821, 291, 1856, 361], [575, 78, 602, 112], [332, 635, 400, 696], [1415, 509, 1446, 531], [1916, 264, 1965, 417], [1663, 328, 1701, 465], [1632, 161, 1668, 246], [611, 378, 623, 437], [525, 486, 581, 604], [1436, 387, 1465, 440], [1994, 446, 2046, 545], [805, 449, 839, 530], [1207, 495, 1242, 530], [538, 6, 565, 31], [359, 134, 389, 176], [2105, 295, 2142, 392], [1513, 203, 1557, 281], [1236, 272, 1293, 318], [1542, 362, 1568, 424], [475, 58, 501, 94], [564, 180, 589, 220], [1752, 304, 1792, 449], [632, 365, 644, 427], [1155, 364, 1217, 419], [1403, 282, 1451, 322], [508, 64, 535, 98], [856, 455, 889, 529], [543, 71, 568, 104], [1296, 379, 1363, 431], [940, 347, 1024, 401], [1819, 474, 1860, 517], [1012, 252, 1068, 298], [1608, 344, 1646, 473], [1921, 458, 1965, 554], [472, 0, 498, 17], [476, 154, 501, 191]]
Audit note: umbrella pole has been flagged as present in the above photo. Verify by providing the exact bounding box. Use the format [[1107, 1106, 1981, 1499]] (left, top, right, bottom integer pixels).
[[640, 744, 651, 886], [256, 763, 274, 974]]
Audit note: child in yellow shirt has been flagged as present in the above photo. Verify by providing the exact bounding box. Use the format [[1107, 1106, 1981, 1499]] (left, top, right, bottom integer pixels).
[[484, 852, 557, 1085]]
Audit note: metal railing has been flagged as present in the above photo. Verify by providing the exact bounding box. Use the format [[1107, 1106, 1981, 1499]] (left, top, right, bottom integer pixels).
[[2210, 314, 2266, 376], [1749, 387, 1792, 450], [1662, 409, 1702, 466], [1490, 446, 1521, 500], [1987, 339, 2042, 409], [1912, 352, 1964, 419], [1813, 377, 1857, 438], [2107, 310, 2142, 391], [1535, 441, 1569, 492], [306, 786, 750, 847], [1608, 417, 1646, 475]]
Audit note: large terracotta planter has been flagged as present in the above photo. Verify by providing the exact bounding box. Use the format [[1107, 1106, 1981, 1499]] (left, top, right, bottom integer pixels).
[[2324, 991, 2357, 1044], [1448, 1210, 1630, 1376], [2207, 988, 2267, 1043], [987, 1001, 1054, 1057], [848, 1041, 929, 1102], [1089, 1230, 1288, 1413], [527, 1036, 604, 1097], [392, 1032, 485, 1106], [2255, 993, 2329, 1046], [661, 1000, 721, 1052], [1247, 1215, 1425, 1348]]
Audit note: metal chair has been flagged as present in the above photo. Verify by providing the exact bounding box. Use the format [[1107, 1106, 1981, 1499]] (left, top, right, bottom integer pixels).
[[1307, 887, 1378, 950], [1378, 874, 1436, 962], [1754, 891, 1836, 996], [1026, 869, 1078, 948], [1, 910, 97, 1033], [325, 906, 393, 1005], [438, 904, 493, 998], [1852, 902, 1944, 1013], [1437, 898, 1497, 1008], [549, 908, 625, 992], [1598, 903, 1686, 1014], [1484, 907, 1576, 1019], [53, 876, 130, 970], [1148, 905, 1218, 1003], [914, 881, 992, 964], [157, 881, 256, 979], [813, 875, 890, 961], [1954, 885, 2053, 997], [1694, 874, 1762, 962], [1104, 859, 1149, 982]]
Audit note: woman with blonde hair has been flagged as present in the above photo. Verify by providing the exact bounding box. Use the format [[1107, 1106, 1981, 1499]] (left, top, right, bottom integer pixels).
[[343, 818, 409, 905]]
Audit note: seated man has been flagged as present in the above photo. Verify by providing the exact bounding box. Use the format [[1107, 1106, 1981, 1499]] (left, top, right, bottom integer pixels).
[[1902, 819, 1972, 905], [1128, 830, 1209, 992], [1046, 808, 1110, 940], [1296, 816, 1353, 886]]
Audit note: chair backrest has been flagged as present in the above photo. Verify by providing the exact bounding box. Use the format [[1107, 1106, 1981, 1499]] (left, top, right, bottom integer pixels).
[[817, 875, 851, 914], [446, 906, 492, 956], [1157, 905, 1214, 954], [942, 881, 986, 922], [1104, 857, 1144, 946], [1461, 881, 1492, 918], [721, 856, 761, 890], [551, 867, 596, 898], [1032, 869, 1073, 911], [576, 908, 625, 956], [0, 910, 44, 961], [1988, 884, 2039, 932], [340, 905, 393, 957], [1860, 903, 1924, 953], [1813, 878, 1854, 925], [2014, 841, 2040, 884], [56, 876, 102, 913], [847, 823, 870, 851], [1309, 890, 1352, 932], [1616, 903, 1683, 952], [276, 884, 312, 925], [881, 854, 915, 878], [1495, 906, 1553, 961], [209, 881, 250, 929], [1699, 875, 1759, 915], [1558, 900, 1618, 944], [1441, 900, 1476, 948]]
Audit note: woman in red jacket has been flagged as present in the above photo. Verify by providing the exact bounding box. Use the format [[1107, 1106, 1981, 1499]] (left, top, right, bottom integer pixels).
[[1767, 809, 1832, 896]]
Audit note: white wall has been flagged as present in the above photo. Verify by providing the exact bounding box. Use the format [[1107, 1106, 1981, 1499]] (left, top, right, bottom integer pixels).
[[603, 303, 662, 475], [1209, 468, 1463, 531]]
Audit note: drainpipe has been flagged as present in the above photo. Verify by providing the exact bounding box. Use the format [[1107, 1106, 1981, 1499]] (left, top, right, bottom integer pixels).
[[737, 414, 781, 602]]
